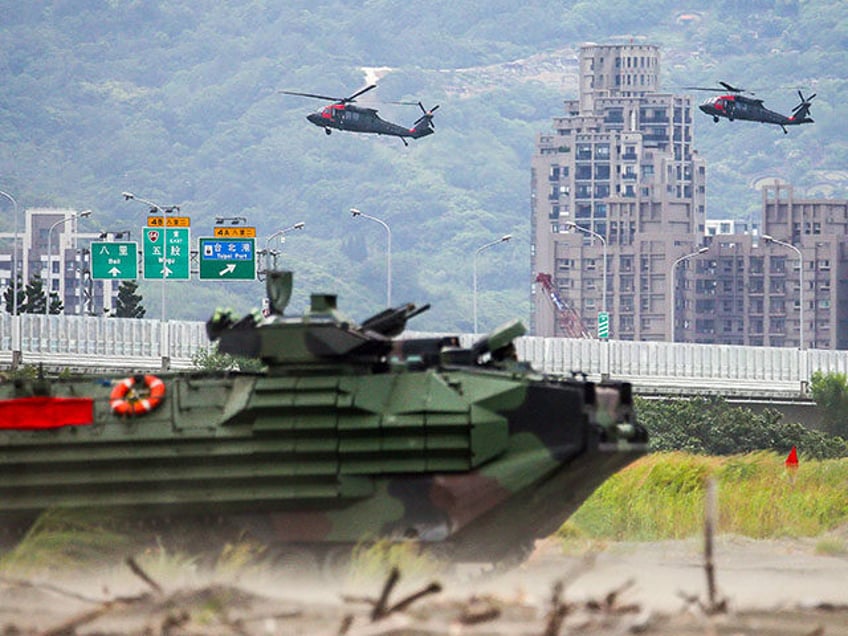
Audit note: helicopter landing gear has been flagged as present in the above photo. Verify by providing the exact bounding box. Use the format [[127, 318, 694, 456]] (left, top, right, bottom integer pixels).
[[324, 128, 331, 135]]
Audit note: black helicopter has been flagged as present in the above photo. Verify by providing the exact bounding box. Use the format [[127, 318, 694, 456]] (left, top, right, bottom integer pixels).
[[687, 81, 815, 134], [279, 84, 439, 145]]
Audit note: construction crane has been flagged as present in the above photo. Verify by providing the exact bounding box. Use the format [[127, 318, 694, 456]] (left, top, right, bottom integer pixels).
[[534, 273, 594, 339]]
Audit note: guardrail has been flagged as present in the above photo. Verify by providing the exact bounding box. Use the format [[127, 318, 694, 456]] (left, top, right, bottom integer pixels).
[[0, 314, 208, 371], [3, 315, 848, 397]]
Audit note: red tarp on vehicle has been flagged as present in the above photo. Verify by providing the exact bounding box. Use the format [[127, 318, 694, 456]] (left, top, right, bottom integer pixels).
[[0, 397, 95, 429]]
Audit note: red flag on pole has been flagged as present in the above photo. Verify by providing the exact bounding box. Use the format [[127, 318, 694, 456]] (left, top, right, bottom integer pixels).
[[785, 446, 799, 470]]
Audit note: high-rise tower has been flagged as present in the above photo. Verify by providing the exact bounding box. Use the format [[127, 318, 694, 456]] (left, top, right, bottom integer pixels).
[[531, 43, 706, 340]]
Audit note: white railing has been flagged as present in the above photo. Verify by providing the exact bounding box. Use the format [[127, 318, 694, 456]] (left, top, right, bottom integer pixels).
[[3, 315, 848, 396], [0, 314, 208, 371]]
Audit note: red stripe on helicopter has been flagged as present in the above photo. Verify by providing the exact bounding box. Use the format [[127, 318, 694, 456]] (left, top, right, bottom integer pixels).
[[0, 397, 95, 429]]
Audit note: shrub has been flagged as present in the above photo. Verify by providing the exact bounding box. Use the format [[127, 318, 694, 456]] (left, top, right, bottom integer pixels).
[[638, 396, 848, 459]]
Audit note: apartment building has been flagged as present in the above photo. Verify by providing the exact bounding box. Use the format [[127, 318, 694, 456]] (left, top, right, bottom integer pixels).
[[0, 208, 119, 315], [531, 43, 706, 341], [531, 43, 848, 349], [695, 183, 848, 349]]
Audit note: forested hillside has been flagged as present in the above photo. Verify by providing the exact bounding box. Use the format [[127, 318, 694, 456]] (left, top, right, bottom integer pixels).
[[1, 1, 846, 329]]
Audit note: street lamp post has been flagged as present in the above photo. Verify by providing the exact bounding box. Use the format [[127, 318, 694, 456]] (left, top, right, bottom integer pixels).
[[122, 192, 179, 324], [564, 221, 608, 316], [473, 234, 512, 334], [350, 208, 392, 306], [46, 209, 92, 315], [263, 221, 305, 272], [763, 235, 804, 350], [670, 246, 709, 343], [0, 190, 20, 315]]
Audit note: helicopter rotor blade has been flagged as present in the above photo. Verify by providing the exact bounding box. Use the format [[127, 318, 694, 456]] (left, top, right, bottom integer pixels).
[[684, 81, 752, 94], [346, 84, 377, 102], [278, 84, 377, 104], [719, 81, 746, 93], [278, 89, 347, 101]]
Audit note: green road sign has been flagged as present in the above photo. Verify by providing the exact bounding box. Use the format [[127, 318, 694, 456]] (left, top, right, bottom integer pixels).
[[90, 241, 138, 280], [198, 237, 256, 280], [598, 311, 610, 339], [143, 227, 190, 280]]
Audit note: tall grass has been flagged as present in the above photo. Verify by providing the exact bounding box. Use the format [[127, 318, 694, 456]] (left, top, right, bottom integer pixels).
[[3, 452, 846, 576], [563, 451, 848, 541], [0, 509, 134, 573]]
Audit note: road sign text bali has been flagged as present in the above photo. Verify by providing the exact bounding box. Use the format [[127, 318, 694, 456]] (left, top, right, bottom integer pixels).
[[91, 241, 139, 280]]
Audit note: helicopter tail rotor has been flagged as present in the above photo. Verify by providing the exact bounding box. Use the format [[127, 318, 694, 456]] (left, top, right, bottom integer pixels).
[[791, 91, 815, 122], [413, 102, 440, 128]]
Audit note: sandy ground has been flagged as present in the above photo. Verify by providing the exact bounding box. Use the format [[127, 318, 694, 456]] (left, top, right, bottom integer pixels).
[[1, 536, 847, 635]]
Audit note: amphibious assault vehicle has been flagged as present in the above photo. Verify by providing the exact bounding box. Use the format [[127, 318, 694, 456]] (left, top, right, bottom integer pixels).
[[0, 271, 647, 567]]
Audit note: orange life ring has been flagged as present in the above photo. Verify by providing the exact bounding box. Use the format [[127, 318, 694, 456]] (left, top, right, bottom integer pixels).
[[110, 374, 166, 416]]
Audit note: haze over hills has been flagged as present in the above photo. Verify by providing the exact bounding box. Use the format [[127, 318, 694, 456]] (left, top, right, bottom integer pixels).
[[1, 1, 845, 330]]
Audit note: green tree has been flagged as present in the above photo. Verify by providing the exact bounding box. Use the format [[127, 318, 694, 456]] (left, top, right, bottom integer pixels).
[[113, 280, 146, 318], [48, 291, 63, 315], [2, 273, 25, 314], [21, 274, 47, 314], [810, 370, 848, 438]]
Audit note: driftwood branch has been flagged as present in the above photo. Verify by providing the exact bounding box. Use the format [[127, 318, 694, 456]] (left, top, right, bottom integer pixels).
[[542, 580, 569, 636], [370, 566, 401, 620], [0, 575, 103, 604], [125, 555, 164, 595]]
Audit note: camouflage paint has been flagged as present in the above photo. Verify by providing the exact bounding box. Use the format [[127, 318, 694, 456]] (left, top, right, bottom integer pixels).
[[0, 271, 647, 564]]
